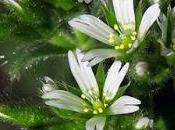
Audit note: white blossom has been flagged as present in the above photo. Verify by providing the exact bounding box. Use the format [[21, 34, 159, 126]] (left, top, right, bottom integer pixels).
[[69, 0, 160, 66], [42, 50, 141, 130], [135, 117, 153, 129]]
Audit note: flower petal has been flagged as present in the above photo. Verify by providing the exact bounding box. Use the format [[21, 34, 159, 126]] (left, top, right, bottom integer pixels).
[[103, 61, 129, 100], [42, 90, 87, 113], [68, 50, 99, 96], [86, 116, 106, 130], [113, 0, 135, 31], [138, 4, 160, 40], [68, 15, 115, 44], [107, 96, 141, 115], [82, 49, 118, 66], [4, 0, 22, 10]]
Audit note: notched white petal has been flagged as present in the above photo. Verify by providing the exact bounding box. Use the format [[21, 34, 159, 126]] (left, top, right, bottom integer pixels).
[[138, 4, 160, 40], [103, 62, 129, 100], [113, 0, 135, 31], [107, 96, 141, 115], [86, 116, 106, 130], [42, 90, 86, 113], [68, 15, 115, 44], [68, 50, 99, 97]]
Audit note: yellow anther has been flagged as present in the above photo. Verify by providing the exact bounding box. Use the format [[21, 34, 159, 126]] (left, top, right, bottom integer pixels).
[[104, 104, 108, 108], [119, 44, 125, 49], [105, 96, 110, 101], [103, 92, 106, 97], [128, 43, 132, 48], [132, 31, 137, 36], [93, 110, 98, 114], [114, 24, 119, 31], [98, 108, 103, 113], [84, 108, 89, 113], [81, 94, 86, 99], [115, 46, 120, 50], [130, 35, 136, 40]]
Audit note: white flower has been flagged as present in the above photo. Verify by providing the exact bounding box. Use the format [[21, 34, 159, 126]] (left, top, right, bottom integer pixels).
[[3, 0, 22, 11], [42, 50, 141, 130], [135, 117, 153, 129], [69, 0, 160, 66], [77, 0, 92, 4]]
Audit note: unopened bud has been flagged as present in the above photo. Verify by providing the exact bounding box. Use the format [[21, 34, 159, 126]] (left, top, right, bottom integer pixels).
[[135, 61, 149, 77], [135, 117, 153, 129]]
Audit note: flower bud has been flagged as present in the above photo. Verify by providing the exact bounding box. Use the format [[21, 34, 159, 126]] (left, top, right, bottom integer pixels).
[[135, 117, 153, 129], [42, 76, 55, 93], [135, 61, 148, 77]]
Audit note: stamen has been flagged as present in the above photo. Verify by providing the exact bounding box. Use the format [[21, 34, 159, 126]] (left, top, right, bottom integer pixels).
[[119, 45, 125, 49], [84, 108, 89, 113], [114, 24, 119, 31], [115, 46, 120, 50], [93, 110, 98, 114], [132, 31, 137, 36], [128, 43, 132, 48], [105, 96, 110, 101], [104, 104, 108, 108], [131, 36, 136, 40], [81, 94, 86, 99], [98, 108, 103, 113]]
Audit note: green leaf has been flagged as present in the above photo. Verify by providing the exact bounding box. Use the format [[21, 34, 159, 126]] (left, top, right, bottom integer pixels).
[[50, 0, 75, 11], [52, 108, 89, 121], [0, 104, 58, 128], [102, 6, 116, 27], [49, 33, 76, 49], [48, 121, 84, 130], [96, 63, 105, 90], [135, 0, 143, 31]]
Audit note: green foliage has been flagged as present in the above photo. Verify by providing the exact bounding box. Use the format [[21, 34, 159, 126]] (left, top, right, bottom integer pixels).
[[0, 104, 56, 128]]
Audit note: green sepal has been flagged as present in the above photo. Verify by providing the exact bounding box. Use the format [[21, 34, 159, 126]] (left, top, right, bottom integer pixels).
[[96, 63, 106, 91]]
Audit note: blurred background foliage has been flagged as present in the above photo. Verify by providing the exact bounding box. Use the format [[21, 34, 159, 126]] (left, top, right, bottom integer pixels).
[[0, 0, 175, 130]]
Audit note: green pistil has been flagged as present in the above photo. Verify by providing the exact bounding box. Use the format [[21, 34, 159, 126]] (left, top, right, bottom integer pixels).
[[108, 24, 137, 51]]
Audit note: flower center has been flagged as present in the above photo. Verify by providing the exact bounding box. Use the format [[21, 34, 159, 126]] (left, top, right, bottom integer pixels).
[[108, 24, 137, 51], [81, 93, 108, 115]]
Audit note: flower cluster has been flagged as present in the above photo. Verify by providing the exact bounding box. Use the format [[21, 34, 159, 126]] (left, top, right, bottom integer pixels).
[[42, 0, 161, 129], [69, 0, 160, 66], [42, 50, 141, 130]]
